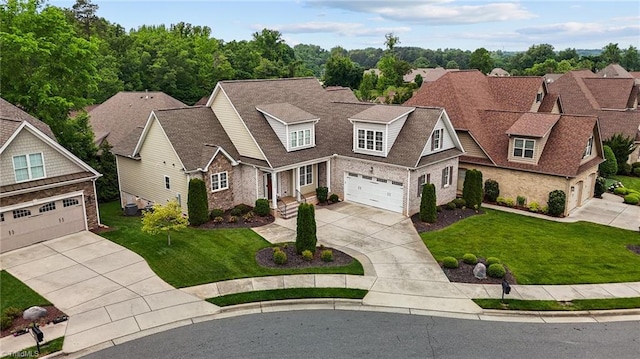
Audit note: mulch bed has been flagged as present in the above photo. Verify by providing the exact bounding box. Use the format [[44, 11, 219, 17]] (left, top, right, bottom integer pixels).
[[441, 259, 517, 285], [198, 214, 274, 229], [411, 207, 481, 233], [627, 245, 640, 255], [1, 306, 67, 338], [256, 245, 354, 269]]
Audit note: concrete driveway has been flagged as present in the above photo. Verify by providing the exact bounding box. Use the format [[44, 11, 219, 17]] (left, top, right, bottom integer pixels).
[[0, 232, 218, 353], [570, 193, 640, 231], [253, 202, 482, 314]]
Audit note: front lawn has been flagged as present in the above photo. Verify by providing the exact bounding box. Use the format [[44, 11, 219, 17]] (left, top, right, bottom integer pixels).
[[98, 202, 363, 288], [421, 209, 640, 285], [1, 271, 51, 313], [474, 297, 640, 311], [207, 288, 368, 306], [610, 175, 640, 192]]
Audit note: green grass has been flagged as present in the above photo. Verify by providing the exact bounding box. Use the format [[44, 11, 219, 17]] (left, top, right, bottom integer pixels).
[[474, 297, 640, 311], [421, 209, 640, 285], [207, 288, 368, 306], [1, 271, 51, 313], [0, 337, 64, 359], [610, 175, 640, 192], [99, 202, 363, 288]]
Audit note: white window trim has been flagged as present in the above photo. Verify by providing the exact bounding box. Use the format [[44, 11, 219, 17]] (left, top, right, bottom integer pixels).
[[12, 152, 46, 183], [211, 171, 229, 192], [357, 128, 384, 152], [513, 138, 535, 159], [164, 175, 171, 190], [299, 165, 313, 186], [290, 129, 312, 149], [432, 128, 443, 151], [583, 135, 594, 158], [442, 167, 451, 188]]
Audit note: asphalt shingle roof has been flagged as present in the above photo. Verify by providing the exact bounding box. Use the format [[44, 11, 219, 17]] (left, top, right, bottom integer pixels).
[[349, 105, 415, 124], [256, 103, 319, 124], [0, 98, 56, 146]]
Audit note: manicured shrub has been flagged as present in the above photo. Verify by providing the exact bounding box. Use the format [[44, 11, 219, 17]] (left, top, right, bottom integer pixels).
[[445, 201, 456, 210], [273, 248, 287, 265], [328, 194, 339, 203], [316, 186, 329, 203], [484, 179, 500, 202], [419, 183, 437, 223], [594, 176, 606, 198], [624, 194, 640, 205], [213, 216, 224, 224], [632, 162, 640, 169], [462, 253, 478, 265], [633, 167, 640, 177], [496, 197, 507, 205], [3, 307, 21, 318], [227, 215, 237, 223], [462, 169, 483, 209], [187, 178, 209, 226], [619, 162, 632, 175], [541, 205, 549, 214], [487, 263, 506, 278], [598, 145, 618, 177], [255, 199, 270, 216], [486, 257, 501, 266], [229, 207, 243, 216], [296, 203, 317, 254], [453, 198, 466, 208], [0, 315, 12, 331], [613, 187, 629, 195], [516, 196, 526, 207], [528, 201, 540, 212], [210, 208, 224, 219], [321, 249, 334, 262], [301, 250, 314, 261], [547, 190, 566, 217], [234, 204, 252, 214], [442, 257, 459, 269], [242, 211, 254, 223], [498, 197, 515, 207]]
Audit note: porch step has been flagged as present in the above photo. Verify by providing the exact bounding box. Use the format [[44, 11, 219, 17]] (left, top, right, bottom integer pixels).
[[278, 201, 301, 219]]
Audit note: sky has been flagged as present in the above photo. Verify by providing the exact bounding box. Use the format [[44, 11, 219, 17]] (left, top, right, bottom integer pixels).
[[50, 0, 640, 52]]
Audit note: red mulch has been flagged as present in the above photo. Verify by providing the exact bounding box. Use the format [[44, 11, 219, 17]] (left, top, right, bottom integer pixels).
[[1, 306, 67, 338], [411, 207, 482, 233], [256, 245, 354, 269]]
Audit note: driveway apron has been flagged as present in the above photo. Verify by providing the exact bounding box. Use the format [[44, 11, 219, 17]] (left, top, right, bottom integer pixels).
[[0, 231, 218, 353]]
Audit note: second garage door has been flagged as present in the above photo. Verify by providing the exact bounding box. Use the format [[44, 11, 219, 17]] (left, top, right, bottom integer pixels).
[[344, 172, 404, 213]]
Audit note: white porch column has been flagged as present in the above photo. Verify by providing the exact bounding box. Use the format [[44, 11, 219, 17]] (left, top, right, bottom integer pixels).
[[326, 159, 331, 192], [271, 172, 278, 209], [295, 166, 301, 201]]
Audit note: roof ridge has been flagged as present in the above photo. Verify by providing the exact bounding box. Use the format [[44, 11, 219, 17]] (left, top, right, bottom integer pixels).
[[220, 77, 317, 84]]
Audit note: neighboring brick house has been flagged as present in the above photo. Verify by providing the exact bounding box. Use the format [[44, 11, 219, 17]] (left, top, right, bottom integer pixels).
[[113, 78, 465, 217], [406, 70, 603, 215], [548, 69, 640, 164], [0, 98, 101, 253]]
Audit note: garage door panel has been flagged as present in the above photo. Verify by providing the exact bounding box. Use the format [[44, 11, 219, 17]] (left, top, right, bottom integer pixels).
[[345, 173, 403, 213]]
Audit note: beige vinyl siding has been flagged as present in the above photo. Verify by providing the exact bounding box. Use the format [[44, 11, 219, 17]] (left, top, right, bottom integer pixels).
[[386, 115, 408, 155], [551, 100, 561, 114], [352, 122, 387, 157], [457, 132, 488, 159], [422, 116, 456, 156], [211, 89, 266, 160], [298, 164, 317, 195], [287, 122, 315, 151], [1, 130, 85, 186], [116, 119, 189, 211], [264, 115, 287, 148]]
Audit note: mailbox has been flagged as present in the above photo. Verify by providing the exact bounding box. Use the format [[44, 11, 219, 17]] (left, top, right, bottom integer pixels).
[[502, 279, 511, 295], [32, 326, 44, 343]]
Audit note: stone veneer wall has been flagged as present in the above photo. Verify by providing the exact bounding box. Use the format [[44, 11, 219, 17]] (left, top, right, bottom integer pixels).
[[204, 156, 235, 210], [0, 180, 99, 230]]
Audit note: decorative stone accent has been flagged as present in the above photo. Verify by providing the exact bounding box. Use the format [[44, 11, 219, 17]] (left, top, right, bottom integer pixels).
[[204, 155, 235, 210]]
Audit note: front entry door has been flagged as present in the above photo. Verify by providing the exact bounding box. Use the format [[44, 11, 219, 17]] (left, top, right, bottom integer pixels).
[[265, 173, 272, 199]]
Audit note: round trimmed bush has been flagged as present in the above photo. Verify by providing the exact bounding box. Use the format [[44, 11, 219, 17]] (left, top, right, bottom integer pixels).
[[329, 194, 340, 203], [453, 198, 466, 208], [255, 199, 270, 216], [229, 207, 243, 216], [442, 257, 459, 269], [445, 201, 456, 210], [487, 263, 506, 278], [623, 194, 640, 205], [321, 249, 334, 262], [302, 250, 314, 261], [210, 208, 224, 219], [547, 190, 566, 217], [486, 257, 501, 266], [273, 248, 287, 265], [484, 179, 500, 202], [634, 167, 640, 177], [462, 253, 477, 264], [613, 187, 629, 195]]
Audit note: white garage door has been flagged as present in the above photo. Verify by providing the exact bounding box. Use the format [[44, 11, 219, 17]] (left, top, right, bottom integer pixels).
[[344, 172, 404, 213], [1, 195, 86, 253]]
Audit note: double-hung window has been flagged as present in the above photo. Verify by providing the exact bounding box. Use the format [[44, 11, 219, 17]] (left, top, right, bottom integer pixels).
[[290, 129, 311, 148], [357, 129, 383, 152], [13, 153, 45, 182], [431, 129, 443, 151], [299, 165, 313, 186], [441, 167, 453, 188], [164, 176, 171, 190], [417, 174, 431, 196], [211, 172, 229, 192], [513, 138, 535, 159], [583, 135, 594, 158]]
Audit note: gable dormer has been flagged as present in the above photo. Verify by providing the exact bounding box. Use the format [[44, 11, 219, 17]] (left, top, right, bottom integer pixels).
[[506, 113, 560, 165], [530, 82, 547, 112], [422, 111, 458, 156], [256, 103, 319, 152], [349, 105, 414, 157]]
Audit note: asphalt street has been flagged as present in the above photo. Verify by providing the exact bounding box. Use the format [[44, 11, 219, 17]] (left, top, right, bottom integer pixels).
[[83, 310, 640, 359]]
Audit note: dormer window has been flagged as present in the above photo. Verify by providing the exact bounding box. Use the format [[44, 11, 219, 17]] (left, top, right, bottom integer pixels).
[[513, 138, 535, 159], [431, 129, 443, 150], [290, 129, 311, 148], [583, 135, 594, 158], [357, 129, 383, 152], [536, 93, 543, 103]]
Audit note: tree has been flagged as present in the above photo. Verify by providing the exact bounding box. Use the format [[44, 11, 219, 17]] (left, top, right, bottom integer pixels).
[[141, 200, 189, 246], [603, 133, 638, 174], [445, 60, 459, 69], [598, 145, 618, 178], [295, 203, 317, 254], [56, 112, 97, 163], [469, 48, 493, 74], [621, 45, 640, 71], [419, 183, 437, 223], [323, 54, 362, 88], [414, 74, 423, 88], [95, 140, 119, 202], [462, 169, 483, 209], [601, 43, 621, 65], [187, 178, 209, 226], [358, 70, 378, 101], [70, 0, 98, 38]]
